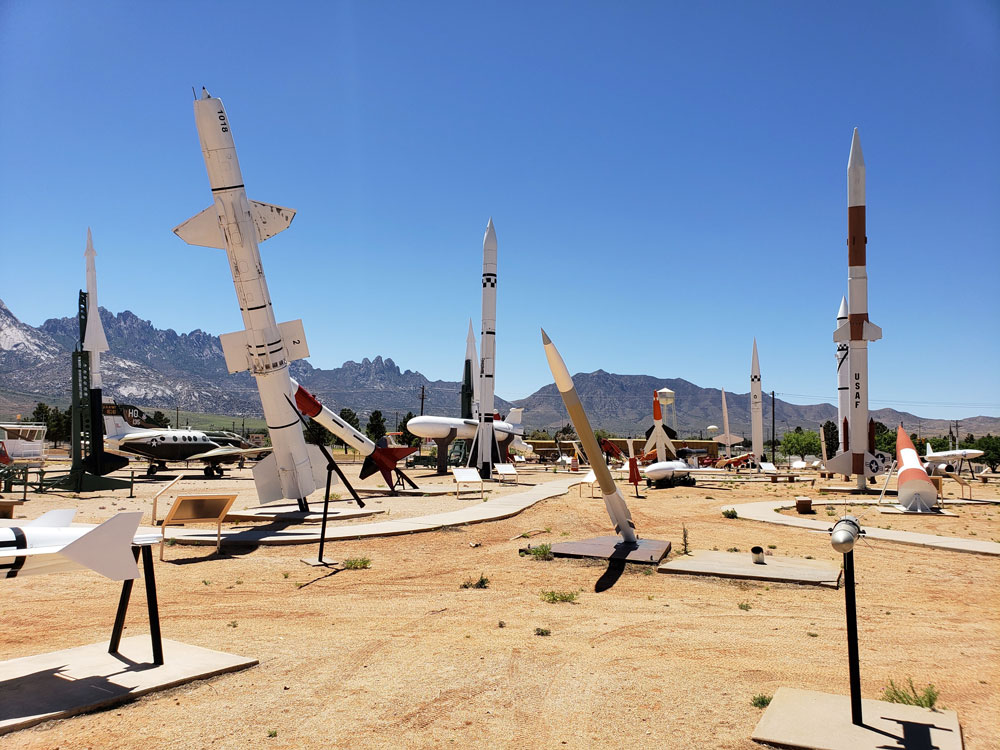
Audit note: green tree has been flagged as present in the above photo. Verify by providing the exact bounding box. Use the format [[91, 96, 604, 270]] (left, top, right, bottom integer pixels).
[[960, 433, 976, 449], [872, 421, 895, 454], [975, 434, 1000, 472], [909, 433, 927, 455], [30, 402, 51, 424], [150, 410, 171, 428], [554, 423, 577, 441], [331, 408, 360, 451], [365, 410, 387, 442], [821, 420, 838, 459], [397, 412, 419, 447], [303, 419, 331, 446], [593, 429, 615, 442], [527, 429, 551, 441], [928, 436, 950, 452], [781, 430, 822, 461]]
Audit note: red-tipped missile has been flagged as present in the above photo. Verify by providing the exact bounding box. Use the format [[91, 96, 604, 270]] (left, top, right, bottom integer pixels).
[[895, 427, 937, 512], [826, 128, 883, 488]]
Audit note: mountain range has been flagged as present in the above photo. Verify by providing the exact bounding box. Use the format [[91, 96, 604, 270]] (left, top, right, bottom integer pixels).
[[2, 298, 997, 438]]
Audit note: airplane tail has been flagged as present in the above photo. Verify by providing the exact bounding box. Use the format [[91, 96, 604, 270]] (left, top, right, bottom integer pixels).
[[360, 438, 418, 484], [102, 398, 149, 437], [60, 512, 142, 581], [505, 408, 524, 427]]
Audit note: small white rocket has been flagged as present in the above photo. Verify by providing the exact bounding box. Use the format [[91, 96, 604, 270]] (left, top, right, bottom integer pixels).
[[469, 219, 500, 479], [643, 391, 677, 462], [826, 129, 882, 488], [82, 228, 110, 388], [750, 339, 763, 465], [0, 510, 156, 580]]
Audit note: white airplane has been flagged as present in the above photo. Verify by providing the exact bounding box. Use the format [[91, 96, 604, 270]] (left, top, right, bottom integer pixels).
[[407, 409, 525, 455], [0, 510, 159, 580], [922, 443, 984, 475], [103, 399, 268, 477]]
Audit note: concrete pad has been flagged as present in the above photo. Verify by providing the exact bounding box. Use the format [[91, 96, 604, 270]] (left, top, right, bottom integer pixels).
[[225, 506, 384, 523], [752, 686, 963, 750], [550, 536, 671, 565], [658, 550, 842, 588], [0, 637, 257, 735], [879, 506, 958, 516]]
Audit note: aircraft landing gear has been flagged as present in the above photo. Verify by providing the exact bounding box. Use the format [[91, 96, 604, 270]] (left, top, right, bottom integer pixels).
[[146, 464, 158, 477], [203, 465, 225, 478]]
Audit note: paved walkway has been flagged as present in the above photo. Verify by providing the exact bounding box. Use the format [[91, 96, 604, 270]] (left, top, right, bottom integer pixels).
[[167, 475, 580, 546], [727, 498, 1000, 556]]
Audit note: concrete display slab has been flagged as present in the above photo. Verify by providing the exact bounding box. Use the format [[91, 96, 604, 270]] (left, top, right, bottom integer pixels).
[[225, 506, 384, 523], [752, 687, 963, 750], [164, 476, 580, 546], [879, 506, 957, 516], [658, 550, 842, 588], [0, 637, 257, 735], [727, 500, 1000, 556], [550, 536, 671, 565]]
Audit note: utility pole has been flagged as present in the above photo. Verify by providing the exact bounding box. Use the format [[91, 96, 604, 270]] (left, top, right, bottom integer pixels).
[[771, 391, 776, 462], [175, 405, 179, 430], [419, 385, 426, 416]]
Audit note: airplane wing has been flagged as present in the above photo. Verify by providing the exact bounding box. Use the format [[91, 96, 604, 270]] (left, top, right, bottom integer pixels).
[[187, 445, 272, 462]]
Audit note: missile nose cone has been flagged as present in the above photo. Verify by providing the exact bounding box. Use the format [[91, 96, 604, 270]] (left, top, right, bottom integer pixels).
[[848, 128, 865, 170], [837, 296, 848, 320], [85, 227, 95, 256], [483, 218, 497, 251], [540, 328, 551, 345]]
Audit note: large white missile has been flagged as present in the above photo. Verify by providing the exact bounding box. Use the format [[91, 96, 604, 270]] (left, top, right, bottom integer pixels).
[[750, 339, 763, 465], [541, 330, 636, 544], [835, 296, 849, 453], [174, 89, 317, 504], [82, 228, 109, 388], [827, 128, 882, 489], [716, 388, 741, 459], [643, 392, 676, 462], [0, 510, 157, 580], [469, 219, 500, 479]]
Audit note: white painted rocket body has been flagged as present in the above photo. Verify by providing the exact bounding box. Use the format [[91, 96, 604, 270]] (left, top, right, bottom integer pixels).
[[82, 228, 110, 388], [750, 339, 763, 465], [894, 427, 938, 512], [0, 510, 157, 580], [470, 219, 500, 479], [541, 330, 637, 544], [174, 89, 315, 503], [643, 392, 676, 462], [827, 128, 882, 488], [835, 296, 849, 453]]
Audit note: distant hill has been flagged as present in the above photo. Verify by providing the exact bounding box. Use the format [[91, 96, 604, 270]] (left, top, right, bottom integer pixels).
[[2, 297, 997, 438]]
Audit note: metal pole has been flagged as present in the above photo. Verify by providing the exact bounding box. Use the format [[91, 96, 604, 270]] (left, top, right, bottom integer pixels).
[[317, 466, 333, 564], [843, 550, 863, 726], [141, 545, 164, 665], [771, 391, 776, 462]]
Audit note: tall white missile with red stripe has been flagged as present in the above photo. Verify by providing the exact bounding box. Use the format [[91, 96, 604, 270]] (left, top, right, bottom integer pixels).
[[750, 339, 763, 464], [826, 128, 882, 489], [643, 391, 676, 462], [173, 89, 317, 504], [894, 427, 938, 512], [468, 218, 500, 479]]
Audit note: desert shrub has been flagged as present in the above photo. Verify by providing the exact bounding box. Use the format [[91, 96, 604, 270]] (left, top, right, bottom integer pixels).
[[461, 573, 490, 589], [722, 508, 738, 519], [882, 678, 939, 709], [751, 693, 772, 708], [541, 590, 578, 604], [342, 557, 371, 570]]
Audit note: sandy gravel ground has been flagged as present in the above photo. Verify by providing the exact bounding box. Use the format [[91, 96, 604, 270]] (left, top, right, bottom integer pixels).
[[1, 462, 998, 749]]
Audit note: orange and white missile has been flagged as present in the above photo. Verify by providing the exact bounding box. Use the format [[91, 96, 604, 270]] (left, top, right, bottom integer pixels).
[[895, 427, 937, 512], [643, 392, 676, 462], [826, 128, 883, 488]]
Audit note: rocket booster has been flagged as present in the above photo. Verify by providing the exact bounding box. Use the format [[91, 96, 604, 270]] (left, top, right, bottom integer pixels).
[[750, 339, 763, 463], [895, 427, 938, 512], [835, 296, 849, 453], [174, 89, 314, 503], [471, 219, 500, 478], [827, 128, 882, 486], [541, 329, 637, 544], [82, 228, 109, 388], [461, 320, 479, 420]]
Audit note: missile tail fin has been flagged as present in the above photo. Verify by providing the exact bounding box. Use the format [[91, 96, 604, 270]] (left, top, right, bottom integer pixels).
[[27, 509, 77, 527], [833, 321, 851, 343], [863, 321, 882, 341], [173, 206, 225, 248], [825, 451, 853, 475], [60, 512, 142, 581], [250, 201, 295, 242], [252, 453, 283, 503]]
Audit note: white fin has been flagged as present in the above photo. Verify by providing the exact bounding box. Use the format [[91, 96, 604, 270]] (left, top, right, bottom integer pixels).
[[250, 201, 295, 242], [26, 509, 76, 527], [505, 408, 523, 426], [252, 452, 283, 503], [60, 512, 142, 581], [173, 206, 225, 248]]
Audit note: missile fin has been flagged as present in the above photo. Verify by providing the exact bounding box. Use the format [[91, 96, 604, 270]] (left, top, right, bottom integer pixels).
[[60, 512, 142, 581], [26, 509, 77, 527], [863, 321, 883, 341], [219, 330, 251, 374], [277, 319, 310, 362], [833, 321, 851, 343], [824, 451, 853, 475], [172, 206, 225, 248], [252, 453, 284, 503], [250, 201, 296, 242]]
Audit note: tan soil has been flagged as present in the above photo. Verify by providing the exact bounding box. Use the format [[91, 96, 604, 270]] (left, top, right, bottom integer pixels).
[[779, 502, 1000, 541], [2, 464, 998, 749]]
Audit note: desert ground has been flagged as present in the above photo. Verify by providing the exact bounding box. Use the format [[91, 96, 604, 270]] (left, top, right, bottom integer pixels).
[[1, 459, 998, 749]]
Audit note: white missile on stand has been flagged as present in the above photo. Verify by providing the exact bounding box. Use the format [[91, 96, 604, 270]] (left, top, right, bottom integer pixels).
[[462, 320, 480, 420], [468, 219, 500, 479], [895, 427, 938, 512], [82, 229, 109, 388], [643, 392, 676, 462], [750, 339, 764, 467], [826, 129, 882, 489], [716, 388, 740, 459], [0, 510, 157, 581], [835, 296, 849, 454]]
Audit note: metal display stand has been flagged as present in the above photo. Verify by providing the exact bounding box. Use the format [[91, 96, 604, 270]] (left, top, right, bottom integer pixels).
[[109, 545, 163, 665]]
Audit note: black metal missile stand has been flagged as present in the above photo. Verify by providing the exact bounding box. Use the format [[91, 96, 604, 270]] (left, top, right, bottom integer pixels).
[[109, 545, 163, 665], [315, 441, 365, 565], [842, 549, 862, 726]]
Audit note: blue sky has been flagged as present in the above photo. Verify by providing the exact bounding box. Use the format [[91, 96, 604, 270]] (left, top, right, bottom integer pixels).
[[1, 1, 997, 420]]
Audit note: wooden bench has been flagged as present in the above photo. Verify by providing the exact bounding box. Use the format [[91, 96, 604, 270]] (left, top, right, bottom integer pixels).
[[976, 472, 1000, 484], [160, 494, 238, 560], [494, 463, 519, 485], [0, 499, 25, 519], [451, 468, 484, 500]]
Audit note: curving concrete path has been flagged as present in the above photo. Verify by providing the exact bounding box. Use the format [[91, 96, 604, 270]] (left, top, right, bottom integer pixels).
[[726, 499, 1000, 556], [166, 475, 580, 546]]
